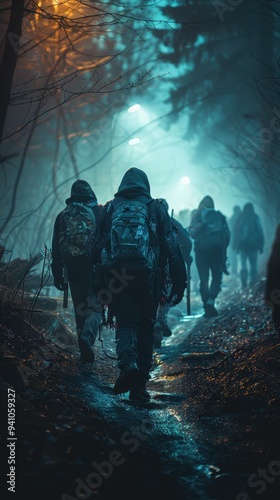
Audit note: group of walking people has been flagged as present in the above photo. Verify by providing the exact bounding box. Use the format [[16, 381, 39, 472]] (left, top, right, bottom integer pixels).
[[51, 168, 187, 402], [51, 168, 278, 402]]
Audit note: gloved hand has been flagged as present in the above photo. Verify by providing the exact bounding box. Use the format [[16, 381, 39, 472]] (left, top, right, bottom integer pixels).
[[54, 277, 64, 291]]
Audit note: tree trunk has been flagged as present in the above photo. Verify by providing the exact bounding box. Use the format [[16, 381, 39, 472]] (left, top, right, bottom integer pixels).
[[0, 0, 25, 147]]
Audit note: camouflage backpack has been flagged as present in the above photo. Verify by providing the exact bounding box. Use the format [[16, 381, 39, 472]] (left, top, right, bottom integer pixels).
[[101, 199, 157, 274], [58, 202, 96, 259]]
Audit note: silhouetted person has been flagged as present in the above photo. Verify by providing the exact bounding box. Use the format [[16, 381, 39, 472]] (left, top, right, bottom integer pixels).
[[188, 195, 230, 318], [228, 205, 241, 275], [92, 168, 187, 401], [154, 199, 192, 347], [265, 223, 280, 330], [51, 180, 102, 363], [234, 202, 264, 289]]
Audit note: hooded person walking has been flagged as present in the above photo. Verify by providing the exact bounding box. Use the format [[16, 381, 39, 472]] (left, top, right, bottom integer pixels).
[[233, 202, 264, 289], [92, 168, 187, 402], [51, 180, 103, 363], [188, 195, 230, 317]]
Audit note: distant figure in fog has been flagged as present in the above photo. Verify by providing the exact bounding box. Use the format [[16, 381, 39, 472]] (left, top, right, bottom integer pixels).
[[188, 195, 230, 318], [265, 223, 280, 330], [234, 202, 264, 289], [228, 205, 241, 275]]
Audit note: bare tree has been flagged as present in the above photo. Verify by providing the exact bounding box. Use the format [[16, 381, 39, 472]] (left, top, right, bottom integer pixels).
[[0, 0, 164, 255]]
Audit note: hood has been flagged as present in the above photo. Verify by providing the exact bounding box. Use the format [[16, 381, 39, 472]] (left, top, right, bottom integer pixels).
[[114, 168, 151, 199], [198, 195, 215, 210], [66, 180, 97, 204], [243, 202, 255, 215]]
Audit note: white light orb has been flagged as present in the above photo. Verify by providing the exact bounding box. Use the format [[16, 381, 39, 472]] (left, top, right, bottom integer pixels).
[[128, 104, 141, 113], [128, 138, 140, 145], [181, 176, 191, 185]]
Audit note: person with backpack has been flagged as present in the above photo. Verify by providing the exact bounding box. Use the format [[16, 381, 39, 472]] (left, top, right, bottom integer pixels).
[[92, 168, 187, 402], [188, 195, 230, 318], [51, 180, 103, 363], [154, 199, 193, 347], [234, 202, 264, 289]]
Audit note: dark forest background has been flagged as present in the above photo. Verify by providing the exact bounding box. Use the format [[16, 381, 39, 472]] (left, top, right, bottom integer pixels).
[[0, 0, 279, 271]]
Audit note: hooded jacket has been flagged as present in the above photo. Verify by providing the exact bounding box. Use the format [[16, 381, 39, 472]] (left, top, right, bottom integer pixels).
[[114, 167, 152, 202], [51, 180, 101, 284], [188, 196, 215, 240], [233, 203, 264, 252], [92, 168, 187, 305]]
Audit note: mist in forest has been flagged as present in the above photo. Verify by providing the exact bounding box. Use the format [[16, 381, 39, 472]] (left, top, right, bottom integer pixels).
[[0, 0, 279, 275]]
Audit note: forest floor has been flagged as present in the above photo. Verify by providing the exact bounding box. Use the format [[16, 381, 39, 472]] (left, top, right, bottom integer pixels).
[[0, 274, 279, 500]]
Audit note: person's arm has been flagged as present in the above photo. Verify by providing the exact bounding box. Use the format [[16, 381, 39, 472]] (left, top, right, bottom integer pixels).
[[223, 216, 231, 248], [51, 214, 64, 290], [156, 203, 187, 305], [173, 219, 193, 265], [91, 202, 112, 263]]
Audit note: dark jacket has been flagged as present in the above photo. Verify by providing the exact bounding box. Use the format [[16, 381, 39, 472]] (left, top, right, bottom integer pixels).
[[188, 199, 230, 252], [171, 217, 193, 266], [234, 203, 264, 253], [188, 195, 215, 242], [51, 180, 102, 284], [93, 168, 187, 305]]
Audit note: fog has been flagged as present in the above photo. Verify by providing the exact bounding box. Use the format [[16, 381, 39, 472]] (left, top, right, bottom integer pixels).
[[1, 1, 279, 276]]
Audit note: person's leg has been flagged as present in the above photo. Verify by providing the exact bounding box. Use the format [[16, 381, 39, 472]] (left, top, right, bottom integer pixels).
[[248, 250, 258, 286], [195, 249, 210, 309], [130, 291, 158, 401], [154, 305, 172, 348], [239, 251, 248, 289], [231, 249, 238, 275], [80, 291, 102, 345], [68, 277, 87, 338], [78, 291, 102, 363], [112, 280, 141, 394], [68, 258, 100, 363], [209, 250, 223, 299], [204, 249, 223, 317]]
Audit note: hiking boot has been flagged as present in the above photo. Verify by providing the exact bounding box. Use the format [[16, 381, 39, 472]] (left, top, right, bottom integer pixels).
[[129, 388, 151, 402], [78, 336, 95, 363], [162, 322, 172, 337], [113, 362, 140, 395], [204, 301, 218, 318], [155, 319, 172, 339]]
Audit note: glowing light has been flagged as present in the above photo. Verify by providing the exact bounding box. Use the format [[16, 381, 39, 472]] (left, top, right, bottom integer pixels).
[[128, 104, 141, 113], [181, 176, 190, 185], [128, 138, 140, 145]]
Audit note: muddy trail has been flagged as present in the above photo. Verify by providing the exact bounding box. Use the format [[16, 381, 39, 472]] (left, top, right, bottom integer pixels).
[[1, 275, 279, 500]]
